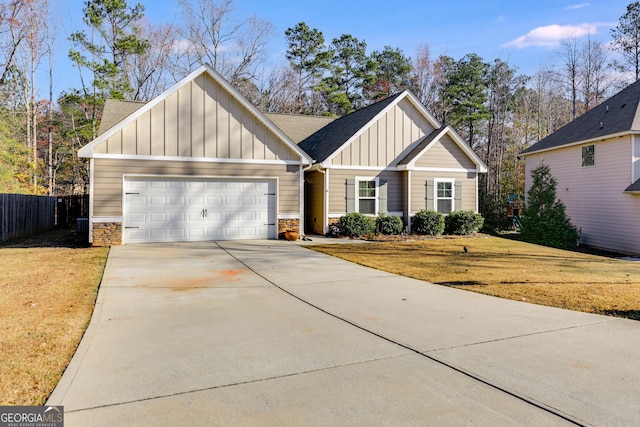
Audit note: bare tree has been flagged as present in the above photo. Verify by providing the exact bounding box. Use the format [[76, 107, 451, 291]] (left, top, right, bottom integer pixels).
[[14, 0, 48, 190], [556, 36, 581, 120], [177, 0, 273, 85], [0, 0, 29, 87], [580, 34, 609, 112], [125, 20, 180, 100]]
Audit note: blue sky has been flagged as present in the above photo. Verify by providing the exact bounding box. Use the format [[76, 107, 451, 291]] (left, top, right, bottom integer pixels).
[[52, 0, 634, 97]]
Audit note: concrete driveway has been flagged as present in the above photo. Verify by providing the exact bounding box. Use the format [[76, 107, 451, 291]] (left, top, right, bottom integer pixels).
[[48, 240, 640, 426]]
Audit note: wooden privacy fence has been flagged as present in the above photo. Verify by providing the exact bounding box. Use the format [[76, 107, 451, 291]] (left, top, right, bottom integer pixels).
[[56, 195, 89, 227], [0, 194, 56, 243]]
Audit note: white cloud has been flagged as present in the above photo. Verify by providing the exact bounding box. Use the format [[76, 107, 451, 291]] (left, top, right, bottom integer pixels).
[[502, 23, 603, 49], [565, 3, 590, 11]]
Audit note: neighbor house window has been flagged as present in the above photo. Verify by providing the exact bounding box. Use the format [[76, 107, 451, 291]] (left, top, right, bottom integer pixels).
[[357, 178, 378, 214], [582, 145, 595, 167], [435, 179, 454, 214]]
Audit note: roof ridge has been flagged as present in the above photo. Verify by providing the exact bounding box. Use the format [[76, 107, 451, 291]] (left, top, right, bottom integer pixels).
[[522, 80, 640, 155]]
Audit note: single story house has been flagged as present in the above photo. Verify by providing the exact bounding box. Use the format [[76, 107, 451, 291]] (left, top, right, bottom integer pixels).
[[79, 65, 487, 245], [521, 80, 640, 256]]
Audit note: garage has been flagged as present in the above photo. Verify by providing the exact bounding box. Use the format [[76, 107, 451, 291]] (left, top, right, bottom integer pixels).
[[123, 177, 276, 244]]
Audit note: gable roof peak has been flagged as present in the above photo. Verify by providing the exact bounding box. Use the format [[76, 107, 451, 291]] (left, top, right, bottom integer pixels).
[[79, 64, 313, 163], [298, 91, 441, 163]]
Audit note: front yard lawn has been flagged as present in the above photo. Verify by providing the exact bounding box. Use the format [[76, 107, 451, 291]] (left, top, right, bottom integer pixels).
[[309, 236, 640, 320], [0, 229, 109, 405]]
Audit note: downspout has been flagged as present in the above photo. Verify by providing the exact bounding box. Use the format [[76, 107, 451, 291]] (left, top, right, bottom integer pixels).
[[406, 170, 412, 233], [88, 158, 95, 244]]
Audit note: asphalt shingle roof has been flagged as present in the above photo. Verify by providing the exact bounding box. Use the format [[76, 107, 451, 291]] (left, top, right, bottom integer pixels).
[[298, 92, 404, 162], [98, 99, 146, 136], [264, 113, 335, 144], [625, 178, 640, 192], [521, 79, 640, 155]]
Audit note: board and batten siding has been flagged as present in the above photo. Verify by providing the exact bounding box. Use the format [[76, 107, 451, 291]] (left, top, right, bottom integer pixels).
[[327, 169, 405, 215], [331, 98, 436, 167], [409, 171, 477, 214], [525, 136, 640, 255], [93, 159, 300, 217], [415, 134, 476, 169], [95, 73, 298, 162]]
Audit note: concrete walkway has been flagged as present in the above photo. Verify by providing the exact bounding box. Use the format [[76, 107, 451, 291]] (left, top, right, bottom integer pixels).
[[48, 240, 640, 426]]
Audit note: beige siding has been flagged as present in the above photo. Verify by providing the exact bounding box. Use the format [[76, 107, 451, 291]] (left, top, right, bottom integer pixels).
[[409, 171, 478, 214], [415, 134, 476, 169], [304, 171, 325, 234], [332, 98, 436, 167], [525, 136, 640, 255], [93, 159, 300, 217], [99, 73, 298, 162], [327, 169, 405, 216]]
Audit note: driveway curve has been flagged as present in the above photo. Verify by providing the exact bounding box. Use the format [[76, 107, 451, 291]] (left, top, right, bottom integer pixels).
[[48, 240, 640, 426]]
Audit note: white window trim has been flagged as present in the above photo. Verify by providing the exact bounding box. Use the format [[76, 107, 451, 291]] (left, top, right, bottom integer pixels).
[[434, 178, 455, 214], [355, 176, 379, 216], [581, 144, 595, 168]]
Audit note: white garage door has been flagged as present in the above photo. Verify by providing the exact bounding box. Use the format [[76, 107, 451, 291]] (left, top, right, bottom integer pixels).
[[123, 177, 276, 243]]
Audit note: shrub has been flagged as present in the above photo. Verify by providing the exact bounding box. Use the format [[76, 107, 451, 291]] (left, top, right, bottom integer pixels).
[[479, 197, 512, 233], [411, 209, 445, 236], [445, 210, 485, 235], [521, 163, 579, 249], [376, 214, 404, 235], [337, 212, 376, 238]]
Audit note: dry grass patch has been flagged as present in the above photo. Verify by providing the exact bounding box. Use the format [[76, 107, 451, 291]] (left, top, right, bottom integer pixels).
[[309, 237, 640, 319], [0, 229, 109, 405]]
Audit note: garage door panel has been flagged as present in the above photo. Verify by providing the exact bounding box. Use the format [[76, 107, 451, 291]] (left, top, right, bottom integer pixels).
[[128, 229, 146, 240], [150, 196, 167, 205], [169, 212, 185, 222], [124, 177, 276, 243], [129, 180, 146, 190], [189, 196, 205, 205], [149, 229, 167, 239], [149, 213, 166, 222], [129, 196, 146, 206], [242, 211, 257, 220], [130, 212, 146, 222], [207, 196, 222, 205], [206, 227, 222, 238], [170, 196, 185, 206], [150, 181, 167, 189]]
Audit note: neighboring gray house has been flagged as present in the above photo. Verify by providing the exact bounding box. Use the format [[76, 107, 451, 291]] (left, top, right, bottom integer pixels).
[[521, 80, 640, 255], [79, 64, 313, 245], [79, 65, 487, 245]]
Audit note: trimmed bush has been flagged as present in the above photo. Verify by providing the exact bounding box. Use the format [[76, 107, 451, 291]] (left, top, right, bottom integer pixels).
[[337, 213, 376, 238], [376, 214, 404, 235], [445, 210, 485, 235], [411, 209, 445, 236]]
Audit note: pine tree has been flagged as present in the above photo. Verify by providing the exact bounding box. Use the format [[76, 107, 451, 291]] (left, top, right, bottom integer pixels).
[[521, 163, 579, 249]]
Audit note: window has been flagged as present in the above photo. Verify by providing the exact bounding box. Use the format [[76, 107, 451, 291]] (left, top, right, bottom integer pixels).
[[357, 179, 377, 214], [435, 180, 454, 214], [582, 145, 595, 167]]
